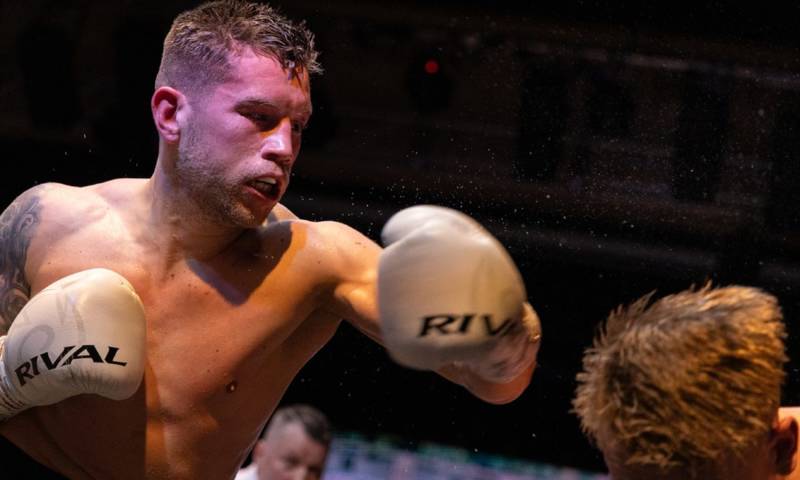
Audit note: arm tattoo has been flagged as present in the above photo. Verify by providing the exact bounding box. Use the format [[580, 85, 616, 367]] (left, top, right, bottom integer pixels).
[[0, 190, 42, 333]]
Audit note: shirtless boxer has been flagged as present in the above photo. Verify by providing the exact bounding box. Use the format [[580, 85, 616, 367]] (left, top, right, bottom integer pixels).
[[0, 1, 541, 479], [574, 286, 799, 480]]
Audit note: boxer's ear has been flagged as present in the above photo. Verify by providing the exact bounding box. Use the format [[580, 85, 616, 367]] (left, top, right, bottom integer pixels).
[[770, 415, 798, 475], [152, 86, 185, 143]]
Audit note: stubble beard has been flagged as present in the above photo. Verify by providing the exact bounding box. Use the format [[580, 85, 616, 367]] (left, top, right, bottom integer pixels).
[[175, 127, 261, 228]]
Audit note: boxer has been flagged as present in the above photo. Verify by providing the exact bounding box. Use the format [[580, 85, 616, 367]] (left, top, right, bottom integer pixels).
[[0, 1, 541, 478]]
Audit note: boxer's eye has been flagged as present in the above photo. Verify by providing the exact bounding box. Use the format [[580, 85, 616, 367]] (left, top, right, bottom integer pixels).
[[244, 112, 279, 130]]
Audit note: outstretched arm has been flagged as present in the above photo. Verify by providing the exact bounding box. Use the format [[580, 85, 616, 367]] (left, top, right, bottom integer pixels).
[[319, 212, 540, 405]]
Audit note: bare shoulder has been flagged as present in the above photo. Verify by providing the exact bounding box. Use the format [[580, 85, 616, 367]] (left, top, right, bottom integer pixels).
[[264, 205, 379, 254], [291, 219, 382, 333], [0, 179, 139, 308], [308, 219, 381, 259], [307, 220, 382, 288], [11, 180, 132, 236], [0, 182, 76, 330], [86, 177, 147, 204], [0, 182, 81, 248], [266, 202, 299, 223], [8, 180, 130, 214], [265, 215, 381, 278]]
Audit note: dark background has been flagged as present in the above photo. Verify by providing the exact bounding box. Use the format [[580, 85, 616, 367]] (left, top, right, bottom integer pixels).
[[1, 0, 799, 474]]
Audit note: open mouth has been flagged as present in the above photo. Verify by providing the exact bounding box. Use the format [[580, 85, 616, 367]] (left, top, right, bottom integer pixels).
[[248, 178, 278, 199]]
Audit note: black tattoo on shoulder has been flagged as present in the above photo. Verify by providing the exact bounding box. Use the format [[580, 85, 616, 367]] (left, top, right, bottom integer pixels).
[[0, 190, 43, 333]]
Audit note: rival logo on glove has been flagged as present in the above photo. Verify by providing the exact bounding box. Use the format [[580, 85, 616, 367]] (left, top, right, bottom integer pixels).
[[15, 345, 128, 387], [419, 314, 513, 337]]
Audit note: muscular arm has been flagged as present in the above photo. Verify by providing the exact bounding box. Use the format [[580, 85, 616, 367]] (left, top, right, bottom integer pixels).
[[0, 187, 44, 333], [319, 221, 532, 404]]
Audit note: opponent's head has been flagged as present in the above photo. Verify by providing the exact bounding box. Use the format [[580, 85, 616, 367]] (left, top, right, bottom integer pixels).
[[574, 285, 795, 480], [252, 404, 331, 480], [152, 0, 321, 226]]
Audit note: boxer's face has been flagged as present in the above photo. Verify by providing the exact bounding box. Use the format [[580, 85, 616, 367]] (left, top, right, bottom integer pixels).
[[176, 47, 311, 227], [254, 421, 328, 480]]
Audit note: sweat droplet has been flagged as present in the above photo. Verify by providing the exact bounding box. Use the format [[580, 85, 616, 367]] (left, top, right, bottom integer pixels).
[[226, 381, 237, 393]]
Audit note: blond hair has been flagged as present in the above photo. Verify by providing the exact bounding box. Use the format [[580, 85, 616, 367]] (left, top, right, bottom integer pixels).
[[573, 285, 787, 474], [155, 0, 321, 93]]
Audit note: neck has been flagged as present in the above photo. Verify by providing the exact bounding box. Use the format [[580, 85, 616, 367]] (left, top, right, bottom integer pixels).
[[145, 159, 245, 263]]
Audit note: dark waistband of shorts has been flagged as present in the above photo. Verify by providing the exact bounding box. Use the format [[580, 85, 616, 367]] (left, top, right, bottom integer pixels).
[[0, 434, 69, 479]]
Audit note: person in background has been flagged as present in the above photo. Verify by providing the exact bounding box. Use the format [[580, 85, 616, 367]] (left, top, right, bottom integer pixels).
[[236, 404, 331, 480]]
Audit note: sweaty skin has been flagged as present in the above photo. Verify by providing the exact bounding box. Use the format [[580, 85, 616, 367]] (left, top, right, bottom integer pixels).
[[0, 50, 532, 480], [0, 181, 376, 479]]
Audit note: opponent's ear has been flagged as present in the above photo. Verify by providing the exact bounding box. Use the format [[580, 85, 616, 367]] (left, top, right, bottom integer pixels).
[[770, 415, 798, 475], [151, 86, 185, 143]]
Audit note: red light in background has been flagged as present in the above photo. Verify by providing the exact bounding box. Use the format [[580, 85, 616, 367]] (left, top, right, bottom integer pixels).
[[424, 59, 440, 74]]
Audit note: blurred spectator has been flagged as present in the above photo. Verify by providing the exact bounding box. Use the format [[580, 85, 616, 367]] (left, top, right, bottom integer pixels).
[[236, 404, 332, 480]]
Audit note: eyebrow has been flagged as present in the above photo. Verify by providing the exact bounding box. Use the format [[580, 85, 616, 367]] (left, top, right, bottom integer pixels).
[[235, 98, 312, 118]]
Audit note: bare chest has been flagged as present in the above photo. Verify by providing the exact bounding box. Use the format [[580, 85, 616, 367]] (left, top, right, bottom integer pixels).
[[21, 229, 340, 477], [141, 272, 318, 409], [31, 223, 334, 424]]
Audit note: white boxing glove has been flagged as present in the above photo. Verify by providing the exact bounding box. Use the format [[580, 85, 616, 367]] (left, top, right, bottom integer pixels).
[[378, 205, 541, 383], [0, 268, 146, 420]]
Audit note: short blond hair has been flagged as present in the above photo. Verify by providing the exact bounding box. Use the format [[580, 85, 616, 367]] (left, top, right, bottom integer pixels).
[[155, 0, 321, 93], [573, 285, 787, 474]]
